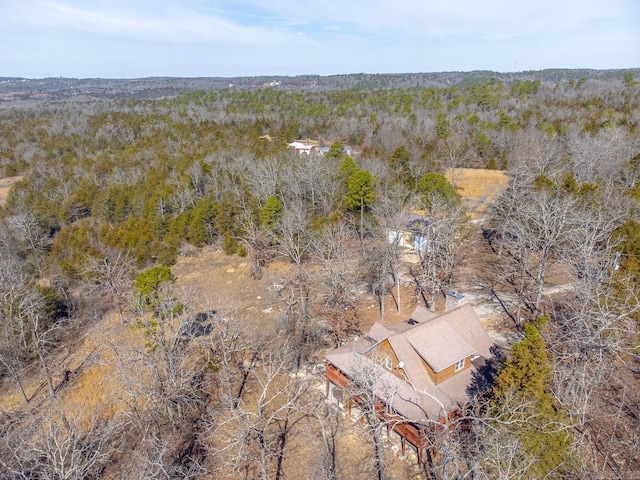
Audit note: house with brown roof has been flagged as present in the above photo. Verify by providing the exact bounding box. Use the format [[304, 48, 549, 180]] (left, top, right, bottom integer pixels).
[[324, 303, 494, 463]]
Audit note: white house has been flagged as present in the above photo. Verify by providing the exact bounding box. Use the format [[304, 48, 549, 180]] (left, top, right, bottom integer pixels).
[[387, 212, 431, 252]]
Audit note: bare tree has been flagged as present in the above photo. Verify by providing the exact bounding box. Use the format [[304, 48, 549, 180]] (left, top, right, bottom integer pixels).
[[6, 212, 49, 276], [310, 402, 341, 480], [204, 302, 260, 410], [0, 409, 124, 480], [80, 250, 135, 324], [245, 157, 281, 204], [275, 202, 312, 266], [413, 193, 472, 310], [471, 392, 540, 480], [276, 268, 327, 370], [374, 183, 414, 313], [238, 207, 273, 280], [0, 228, 34, 403], [213, 350, 311, 480], [489, 179, 576, 323], [0, 280, 62, 399], [311, 220, 357, 311], [113, 285, 213, 475], [546, 273, 639, 476], [361, 238, 398, 321], [345, 353, 402, 480]]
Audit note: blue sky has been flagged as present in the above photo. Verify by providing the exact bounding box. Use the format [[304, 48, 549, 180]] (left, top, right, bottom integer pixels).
[[1, 0, 638, 78]]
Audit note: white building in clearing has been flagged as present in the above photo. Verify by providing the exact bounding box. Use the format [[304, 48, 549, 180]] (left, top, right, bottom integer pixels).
[[287, 141, 318, 155], [287, 140, 353, 157], [387, 212, 431, 252]]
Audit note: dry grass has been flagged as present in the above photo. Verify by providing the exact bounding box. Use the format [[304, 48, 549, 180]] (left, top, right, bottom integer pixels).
[[0, 246, 444, 478], [0, 175, 23, 206], [445, 168, 508, 219]]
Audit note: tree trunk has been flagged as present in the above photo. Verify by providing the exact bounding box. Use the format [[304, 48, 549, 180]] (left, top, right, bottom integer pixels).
[[37, 346, 55, 397], [373, 431, 386, 480], [516, 256, 527, 326], [395, 271, 401, 313], [533, 252, 549, 318], [32, 327, 55, 397], [2, 361, 29, 404], [360, 196, 364, 243], [258, 429, 269, 480]]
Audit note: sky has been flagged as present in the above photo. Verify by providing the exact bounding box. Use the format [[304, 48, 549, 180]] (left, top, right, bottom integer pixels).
[[1, 0, 639, 79]]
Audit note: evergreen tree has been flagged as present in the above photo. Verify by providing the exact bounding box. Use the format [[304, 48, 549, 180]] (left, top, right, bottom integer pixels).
[[417, 172, 458, 210], [390, 145, 410, 181], [325, 141, 345, 159], [338, 156, 359, 185], [260, 196, 283, 230], [346, 169, 376, 241], [487, 317, 574, 478], [133, 266, 175, 317]]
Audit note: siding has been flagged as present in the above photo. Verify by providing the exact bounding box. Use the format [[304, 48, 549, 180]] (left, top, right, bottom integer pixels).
[[434, 356, 469, 384], [374, 340, 404, 380]]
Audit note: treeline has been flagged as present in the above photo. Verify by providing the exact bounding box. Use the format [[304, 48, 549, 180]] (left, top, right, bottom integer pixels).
[[0, 72, 638, 478], [0, 74, 637, 269], [2, 68, 638, 101]]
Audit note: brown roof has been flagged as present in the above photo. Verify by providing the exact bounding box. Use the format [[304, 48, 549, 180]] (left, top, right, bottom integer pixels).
[[368, 322, 394, 342], [324, 303, 494, 422], [409, 305, 439, 323], [407, 321, 476, 372]]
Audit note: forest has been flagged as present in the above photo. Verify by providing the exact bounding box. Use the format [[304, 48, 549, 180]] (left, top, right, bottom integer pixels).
[[0, 69, 638, 479]]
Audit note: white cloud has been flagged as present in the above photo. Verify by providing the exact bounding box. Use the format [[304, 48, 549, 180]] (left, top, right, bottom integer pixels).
[[0, 0, 637, 77], [8, 0, 313, 46]]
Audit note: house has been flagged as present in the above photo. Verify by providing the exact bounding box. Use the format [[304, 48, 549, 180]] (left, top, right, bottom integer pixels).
[[287, 141, 318, 155], [288, 140, 353, 157], [324, 303, 494, 463], [387, 212, 431, 252], [317, 145, 354, 157]]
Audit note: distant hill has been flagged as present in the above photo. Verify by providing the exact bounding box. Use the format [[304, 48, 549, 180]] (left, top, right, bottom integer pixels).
[[1, 68, 638, 104]]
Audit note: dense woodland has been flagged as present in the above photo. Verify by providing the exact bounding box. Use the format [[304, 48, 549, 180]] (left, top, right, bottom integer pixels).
[[0, 70, 638, 479]]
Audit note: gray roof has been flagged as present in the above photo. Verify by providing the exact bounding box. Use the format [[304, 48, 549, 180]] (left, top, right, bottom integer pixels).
[[388, 212, 431, 234]]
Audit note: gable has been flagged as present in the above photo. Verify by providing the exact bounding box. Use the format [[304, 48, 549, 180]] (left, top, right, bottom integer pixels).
[[325, 303, 495, 422], [406, 321, 476, 373], [368, 322, 395, 342]]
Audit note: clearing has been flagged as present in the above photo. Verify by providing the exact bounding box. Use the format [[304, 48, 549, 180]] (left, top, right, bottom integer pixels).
[[0, 175, 23, 206], [446, 167, 508, 220]]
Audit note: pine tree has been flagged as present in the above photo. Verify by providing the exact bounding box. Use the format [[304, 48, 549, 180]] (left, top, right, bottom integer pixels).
[[487, 317, 575, 478], [417, 172, 458, 210], [260, 196, 283, 230], [346, 169, 376, 241]]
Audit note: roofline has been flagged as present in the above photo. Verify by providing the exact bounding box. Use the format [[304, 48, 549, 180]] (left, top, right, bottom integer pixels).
[[429, 348, 478, 373], [383, 337, 409, 380]]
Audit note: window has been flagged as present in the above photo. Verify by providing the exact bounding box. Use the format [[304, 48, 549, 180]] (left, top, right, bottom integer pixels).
[[454, 358, 465, 371], [388, 230, 404, 246], [414, 234, 428, 251], [385, 357, 393, 370]]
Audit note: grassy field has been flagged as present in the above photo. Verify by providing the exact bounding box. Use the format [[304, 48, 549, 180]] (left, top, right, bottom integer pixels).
[[445, 168, 509, 219]]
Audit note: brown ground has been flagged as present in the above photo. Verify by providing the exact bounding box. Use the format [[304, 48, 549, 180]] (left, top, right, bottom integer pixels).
[[0, 175, 23, 206], [446, 167, 508, 219], [2, 169, 633, 477], [0, 170, 512, 478]]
